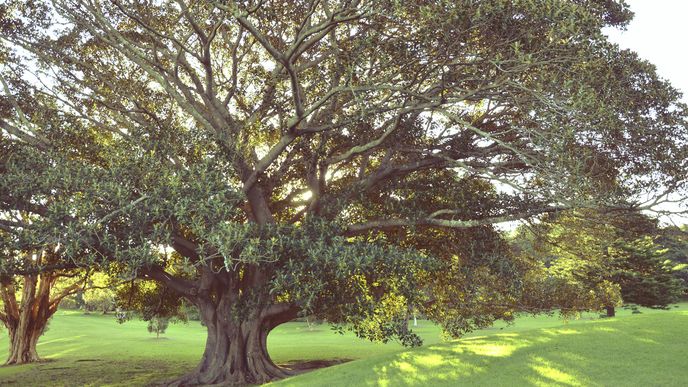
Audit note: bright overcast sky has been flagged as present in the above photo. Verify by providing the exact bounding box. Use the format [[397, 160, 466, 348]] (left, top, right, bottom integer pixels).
[[604, 0, 688, 102]]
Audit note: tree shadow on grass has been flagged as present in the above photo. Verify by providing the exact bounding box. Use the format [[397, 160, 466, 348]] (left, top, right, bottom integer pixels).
[[282, 358, 353, 372], [0, 358, 193, 387], [366, 314, 686, 387], [273, 312, 688, 387]]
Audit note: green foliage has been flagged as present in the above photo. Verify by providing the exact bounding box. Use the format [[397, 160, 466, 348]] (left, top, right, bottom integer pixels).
[[411, 226, 529, 338], [147, 316, 169, 338], [267, 219, 435, 346], [608, 236, 683, 307], [514, 210, 684, 314], [81, 273, 116, 313], [58, 294, 80, 310], [656, 226, 688, 294], [116, 279, 187, 323]]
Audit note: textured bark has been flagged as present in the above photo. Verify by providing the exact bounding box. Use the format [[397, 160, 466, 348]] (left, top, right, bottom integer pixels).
[[163, 267, 299, 386], [167, 304, 297, 386], [160, 181, 300, 385], [6, 324, 43, 364], [1, 273, 54, 364], [605, 305, 616, 317], [1, 265, 78, 365]]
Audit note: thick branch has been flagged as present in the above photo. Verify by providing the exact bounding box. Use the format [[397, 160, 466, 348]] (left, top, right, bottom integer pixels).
[[344, 206, 567, 235], [140, 266, 198, 298]]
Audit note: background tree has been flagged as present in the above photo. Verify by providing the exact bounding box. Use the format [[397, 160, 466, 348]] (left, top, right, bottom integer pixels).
[[514, 210, 684, 317], [371, 176, 533, 337], [81, 273, 116, 314], [114, 271, 189, 325], [512, 222, 623, 317], [607, 236, 683, 315], [0, 249, 89, 364], [147, 316, 170, 339], [1, 1, 688, 385], [656, 225, 688, 294]]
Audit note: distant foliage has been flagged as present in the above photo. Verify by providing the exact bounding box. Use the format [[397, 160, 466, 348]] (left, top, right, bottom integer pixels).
[[656, 226, 688, 296], [147, 317, 169, 339], [513, 210, 684, 315]]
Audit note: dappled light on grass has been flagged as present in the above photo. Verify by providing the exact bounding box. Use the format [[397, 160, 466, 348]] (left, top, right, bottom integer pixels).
[[273, 308, 688, 387], [371, 351, 486, 386], [528, 356, 583, 386], [634, 337, 659, 344], [37, 335, 89, 359], [370, 336, 566, 386], [541, 328, 581, 335], [45, 344, 89, 359], [455, 335, 532, 358], [412, 353, 443, 367], [594, 326, 618, 332], [466, 342, 521, 357], [36, 335, 85, 346]]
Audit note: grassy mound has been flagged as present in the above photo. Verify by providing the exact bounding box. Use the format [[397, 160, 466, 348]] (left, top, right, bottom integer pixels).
[[272, 310, 688, 386]]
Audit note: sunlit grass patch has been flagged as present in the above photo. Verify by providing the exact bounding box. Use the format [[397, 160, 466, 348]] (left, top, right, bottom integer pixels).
[[529, 356, 583, 386], [272, 307, 688, 387]]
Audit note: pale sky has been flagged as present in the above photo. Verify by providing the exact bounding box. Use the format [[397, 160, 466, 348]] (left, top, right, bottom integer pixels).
[[604, 0, 688, 102]]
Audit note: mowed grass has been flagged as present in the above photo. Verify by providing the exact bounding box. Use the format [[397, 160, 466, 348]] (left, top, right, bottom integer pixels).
[[0, 311, 446, 386], [273, 305, 688, 387], [0, 305, 685, 386]]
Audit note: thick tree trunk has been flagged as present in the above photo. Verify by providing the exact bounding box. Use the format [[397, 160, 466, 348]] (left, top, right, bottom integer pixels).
[[2, 272, 54, 365], [2, 288, 53, 365], [167, 300, 298, 386], [163, 187, 296, 385], [605, 305, 616, 317], [6, 321, 45, 364], [1, 265, 75, 365]]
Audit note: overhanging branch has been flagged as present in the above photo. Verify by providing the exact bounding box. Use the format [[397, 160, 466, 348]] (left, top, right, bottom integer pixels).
[[344, 206, 567, 235]]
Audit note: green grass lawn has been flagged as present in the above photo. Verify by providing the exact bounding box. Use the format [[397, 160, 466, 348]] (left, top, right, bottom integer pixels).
[[273, 306, 688, 386], [0, 305, 686, 386]]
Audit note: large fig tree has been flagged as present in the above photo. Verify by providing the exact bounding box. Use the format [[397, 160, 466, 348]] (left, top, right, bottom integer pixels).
[[1, 0, 687, 384]]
